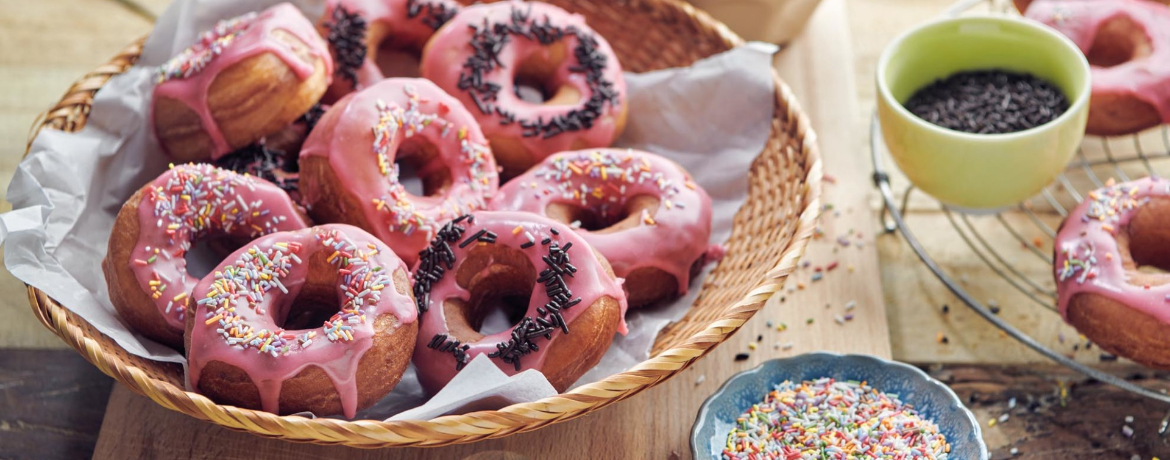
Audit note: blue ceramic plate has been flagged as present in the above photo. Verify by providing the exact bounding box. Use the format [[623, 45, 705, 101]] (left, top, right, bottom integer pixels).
[[691, 352, 988, 459]]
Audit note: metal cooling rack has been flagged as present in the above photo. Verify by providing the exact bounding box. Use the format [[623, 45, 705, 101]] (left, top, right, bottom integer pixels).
[[871, 0, 1170, 432]]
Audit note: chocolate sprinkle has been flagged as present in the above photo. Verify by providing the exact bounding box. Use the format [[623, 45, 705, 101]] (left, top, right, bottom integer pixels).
[[297, 103, 326, 144], [489, 236, 580, 370], [415, 214, 584, 372], [406, 0, 458, 31], [734, 353, 750, 362], [413, 217, 468, 314], [904, 69, 1069, 134], [454, 4, 620, 139], [216, 143, 298, 194], [324, 5, 368, 86], [427, 333, 471, 370]]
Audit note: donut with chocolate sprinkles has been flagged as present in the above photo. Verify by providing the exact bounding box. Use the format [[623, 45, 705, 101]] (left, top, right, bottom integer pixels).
[[420, 1, 628, 179], [492, 148, 718, 308], [411, 211, 627, 393], [317, 0, 460, 101]]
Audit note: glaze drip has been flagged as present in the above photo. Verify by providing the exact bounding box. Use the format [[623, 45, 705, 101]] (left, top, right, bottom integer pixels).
[[187, 224, 416, 418], [152, 3, 332, 159]]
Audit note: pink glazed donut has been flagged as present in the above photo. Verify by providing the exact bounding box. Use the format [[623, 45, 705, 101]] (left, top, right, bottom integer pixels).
[[299, 78, 498, 265], [492, 149, 715, 308], [186, 224, 417, 418], [420, 1, 628, 179], [1025, 0, 1170, 135], [319, 0, 460, 99], [1054, 177, 1170, 370], [152, 3, 333, 162], [412, 211, 627, 393], [103, 164, 311, 348]]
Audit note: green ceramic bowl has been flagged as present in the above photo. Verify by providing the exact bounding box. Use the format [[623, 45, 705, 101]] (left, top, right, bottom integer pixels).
[[877, 15, 1090, 210]]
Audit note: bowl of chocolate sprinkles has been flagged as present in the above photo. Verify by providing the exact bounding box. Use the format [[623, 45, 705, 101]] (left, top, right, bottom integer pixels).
[[905, 69, 1069, 135], [876, 15, 1090, 210], [24, 0, 822, 448]]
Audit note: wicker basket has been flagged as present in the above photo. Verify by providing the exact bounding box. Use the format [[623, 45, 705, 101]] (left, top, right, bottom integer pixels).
[[24, 0, 821, 447]]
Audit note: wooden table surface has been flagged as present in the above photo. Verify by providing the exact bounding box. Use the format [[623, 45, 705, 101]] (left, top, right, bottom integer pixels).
[[3, 0, 1170, 458]]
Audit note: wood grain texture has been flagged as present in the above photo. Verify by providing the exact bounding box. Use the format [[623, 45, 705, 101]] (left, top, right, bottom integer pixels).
[[928, 364, 1170, 458], [0, 351, 1158, 460], [91, 363, 1170, 459], [0, 350, 115, 460], [88, 0, 891, 457]]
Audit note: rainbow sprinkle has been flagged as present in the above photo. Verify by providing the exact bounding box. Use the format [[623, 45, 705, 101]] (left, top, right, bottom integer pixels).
[[723, 378, 950, 459], [197, 229, 389, 356], [1083, 182, 1145, 225], [1057, 242, 1097, 284], [146, 164, 291, 321], [369, 86, 493, 239], [156, 12, 257, 82], [531, 149, 689, 222]]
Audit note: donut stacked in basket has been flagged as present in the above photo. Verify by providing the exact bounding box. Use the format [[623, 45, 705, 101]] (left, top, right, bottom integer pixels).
[[102, 1, 717, 418]]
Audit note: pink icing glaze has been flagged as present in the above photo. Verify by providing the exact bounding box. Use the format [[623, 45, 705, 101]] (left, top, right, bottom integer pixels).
[[300, 78, 498, 264], [1054, 177, 1170, 324], [130, 163, 309, 333], [322, 0, 460, 91], [152, 3, 334, 160], [492, 149, 714, 298], [187, 224, 416, 418], [412, 211, 628, 392], [419, 1, 628, 163], [1027, 0, 1170, 124]]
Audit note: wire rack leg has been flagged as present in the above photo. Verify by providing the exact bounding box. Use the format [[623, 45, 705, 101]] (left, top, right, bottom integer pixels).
[[877, 173, 914, 234]]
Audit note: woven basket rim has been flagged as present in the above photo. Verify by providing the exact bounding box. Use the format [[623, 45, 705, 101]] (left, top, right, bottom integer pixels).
[[22, 0, 823, 447]]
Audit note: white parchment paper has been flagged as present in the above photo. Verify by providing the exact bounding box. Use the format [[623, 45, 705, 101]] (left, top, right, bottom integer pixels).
[[1, 0, 776, 420]]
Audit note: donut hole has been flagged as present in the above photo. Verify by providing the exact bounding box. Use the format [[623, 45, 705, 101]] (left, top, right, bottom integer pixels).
[[470, 282, 533, 336], [184, 237, 248, 278], [368, 22, 427, 78], [374, 46, 422, 79], [1125, 199, 1170, 275], [444, 244, 536, 340], [544, 196, 661, 234], [1086, 16, 1152, 68], [395, 137, 452, 197], [512, 45, 581, 106], [271, 251, 355, 331], [280, 288, 340, 331]]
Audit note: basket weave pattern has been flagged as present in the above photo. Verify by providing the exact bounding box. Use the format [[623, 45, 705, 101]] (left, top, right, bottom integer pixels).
[[24, 0, 821, 447]]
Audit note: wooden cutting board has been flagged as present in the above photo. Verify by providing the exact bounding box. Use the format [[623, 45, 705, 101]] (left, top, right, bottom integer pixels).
[[91, 1, 891, 457]]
